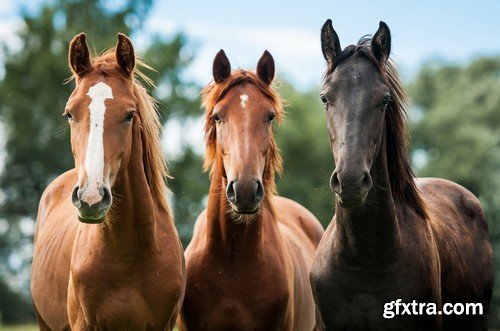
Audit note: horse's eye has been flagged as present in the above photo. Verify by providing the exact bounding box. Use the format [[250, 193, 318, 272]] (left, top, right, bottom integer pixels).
[[268, 113, 276, 122], [213, 114, 222, 123], [382, 96, 391, 107], [320, 94, 328, 104], [124, 112, 134, 123]]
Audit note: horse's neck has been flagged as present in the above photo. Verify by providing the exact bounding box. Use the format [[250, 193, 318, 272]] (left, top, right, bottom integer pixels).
[[97, 122, 163, 253], [205, 163, 270, 259], [335, 129, 400, 263]]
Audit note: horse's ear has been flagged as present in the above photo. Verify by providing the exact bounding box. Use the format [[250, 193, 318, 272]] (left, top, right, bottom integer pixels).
[[69, 33, 91, 77], [257, 50, 275, 85], [116, 33, 135, 76], [372, 21, 391, 62], [213, 49, 231, 84], [321, 19, 341, 69]]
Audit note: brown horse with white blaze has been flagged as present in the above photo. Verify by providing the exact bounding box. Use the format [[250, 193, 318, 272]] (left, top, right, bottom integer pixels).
[[179, 50, 324, 330], [31, 33, 185, 330], [310, 20, 493, 330]]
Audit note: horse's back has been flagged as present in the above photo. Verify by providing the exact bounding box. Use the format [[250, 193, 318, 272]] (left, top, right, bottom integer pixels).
[[273, 195, 323, 272], [31, 169, 78, 330], [417, 177, 493, 329], [273, 195, 324, 330], [273, 196, 324, 248]]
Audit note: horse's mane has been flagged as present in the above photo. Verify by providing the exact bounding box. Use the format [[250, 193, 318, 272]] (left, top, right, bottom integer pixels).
[[74, 50, 172, 216], [201, 69, 284, 196], [325, 37, 428, 219]]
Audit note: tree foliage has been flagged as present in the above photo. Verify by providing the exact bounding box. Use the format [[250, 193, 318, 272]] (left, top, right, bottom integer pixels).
[[276, 81, 333, 226]]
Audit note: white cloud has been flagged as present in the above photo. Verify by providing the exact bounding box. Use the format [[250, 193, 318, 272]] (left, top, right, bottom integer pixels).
[[0, 17, 24, 73], [0, 17, 23, 49], [0, 1, 15, 14]]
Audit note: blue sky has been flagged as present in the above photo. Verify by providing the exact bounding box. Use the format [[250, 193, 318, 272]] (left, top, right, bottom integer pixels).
[[1, 0, 500, 89], [1, 0, 499, 160], [144, 0, 500, 88]]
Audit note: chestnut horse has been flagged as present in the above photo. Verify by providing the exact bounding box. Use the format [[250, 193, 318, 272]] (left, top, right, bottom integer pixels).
[[310, 20, 493, 330], [31, 33, 185, 330], [179, 50, 324, 330]]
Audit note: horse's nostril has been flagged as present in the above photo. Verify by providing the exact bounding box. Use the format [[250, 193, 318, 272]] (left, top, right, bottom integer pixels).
[[101, 186, 112, 207], [226, 180, 237, 203], [255, 180, 264, 203], [361, 171, 372, 190], [330, 171, 341, 193], [71, 186, 81, 208]]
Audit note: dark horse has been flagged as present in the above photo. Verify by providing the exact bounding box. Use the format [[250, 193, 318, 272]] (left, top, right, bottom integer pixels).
[[310, 20, 493, 330], [179, 50, 324, 330]]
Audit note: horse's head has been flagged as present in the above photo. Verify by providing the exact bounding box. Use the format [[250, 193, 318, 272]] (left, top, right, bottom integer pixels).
[[320, 20, 392, 208], [203, 50, 282, 219], [65, 33, 138, 223]]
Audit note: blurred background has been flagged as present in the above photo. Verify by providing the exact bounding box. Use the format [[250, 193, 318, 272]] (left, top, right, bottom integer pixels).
[[0, 0, 499, 329]]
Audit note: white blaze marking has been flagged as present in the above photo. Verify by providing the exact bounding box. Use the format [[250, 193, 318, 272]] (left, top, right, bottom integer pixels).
[[240, 94, 249, 108], [83, 82, 113, 205]]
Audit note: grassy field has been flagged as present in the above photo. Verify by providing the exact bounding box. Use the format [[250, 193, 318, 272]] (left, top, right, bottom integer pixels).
[[0, 325, 38, 331]]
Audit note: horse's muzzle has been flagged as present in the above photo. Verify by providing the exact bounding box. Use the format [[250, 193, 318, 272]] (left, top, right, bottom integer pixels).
[[72, 185, 112, 223], [330, 170, 372, 208], [226, 179, 264, 214]]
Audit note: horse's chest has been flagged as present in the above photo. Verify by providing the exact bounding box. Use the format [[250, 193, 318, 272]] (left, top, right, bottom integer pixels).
[[70, 279, 181, 330], [185, 262, 290, 330], [92, 289, 159, 328], [311, 254, 438, 330], [202, 300, 288, 331], [69, 259, 183, 329]]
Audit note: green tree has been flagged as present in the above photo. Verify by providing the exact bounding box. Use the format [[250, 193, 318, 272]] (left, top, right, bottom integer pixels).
[[276, 82, 333, 227], [408, 57, 500, 326]]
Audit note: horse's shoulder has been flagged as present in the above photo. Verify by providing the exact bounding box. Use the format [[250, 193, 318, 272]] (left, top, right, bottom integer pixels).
[[35, 169, 77, 231], [192, 209, 207, 231], [184, 209, 208, 259], [41, 169, 78, 207], [272, 195, 315, 221], [272, 196, 324, 247]]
